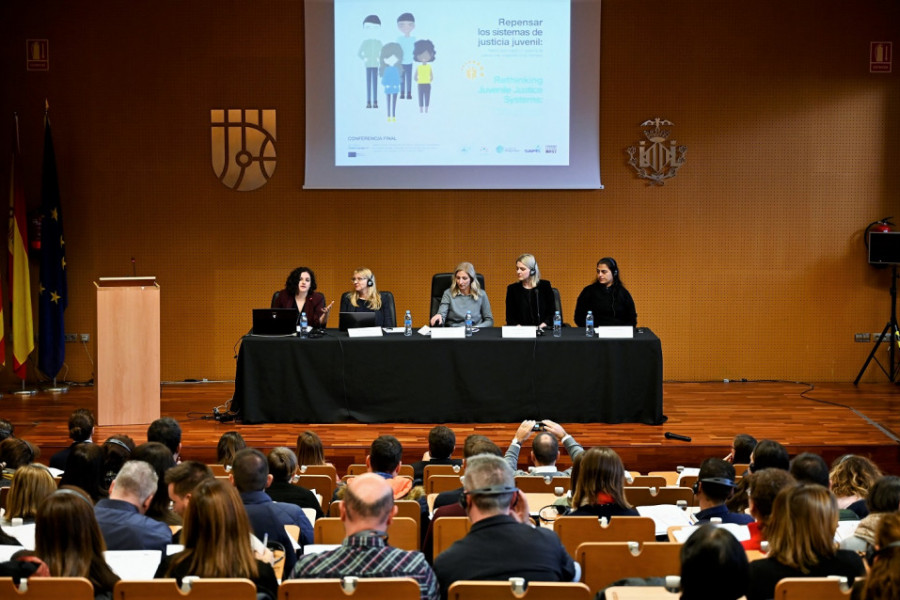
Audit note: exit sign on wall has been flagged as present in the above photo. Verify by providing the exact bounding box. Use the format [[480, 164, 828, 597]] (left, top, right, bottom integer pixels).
[[870, 41, 892, 73]]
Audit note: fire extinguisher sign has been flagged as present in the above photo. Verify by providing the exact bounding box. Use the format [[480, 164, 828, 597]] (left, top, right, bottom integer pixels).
[[870, 42, 892, 73]]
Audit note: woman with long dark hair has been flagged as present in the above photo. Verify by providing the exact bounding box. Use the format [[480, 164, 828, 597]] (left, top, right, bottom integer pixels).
[[573, 257, 637, 327]]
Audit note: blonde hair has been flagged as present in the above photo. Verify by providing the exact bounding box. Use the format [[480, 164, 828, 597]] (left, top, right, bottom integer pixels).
[[6, 464, 56, 520], [450, 262, 481, 299], [830, 455, 881, 499], [766, 484, 838, 572], [516, 253, 540, 287], [349, 267, 383, 310], [572, 447, 631, 509]]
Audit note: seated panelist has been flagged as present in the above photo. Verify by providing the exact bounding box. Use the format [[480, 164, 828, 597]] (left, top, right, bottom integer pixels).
[[573, 256, 637, 327], [272, 266, 332, 328], [430, 262, 493, 328], [505, 253, 556, 329], [340, 267, 395, 327]]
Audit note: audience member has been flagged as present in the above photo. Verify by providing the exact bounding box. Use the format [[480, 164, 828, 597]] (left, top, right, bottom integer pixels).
[[841, 476, 900, 556], [133, 441, 179, 525], [100, 434, 135, 495], [725, 433, 757, 466], [147, 416, 182, 462], [0, 437, 39, 485], [680, 525, 749, 600], [35, 488, 120, 598], [336, 435, 414, 501], [743, 468, 797, 550], [0, 418, 13, 441], [292, 473, 438, 600], [433, 454, 576, 599], [231, 447, 312, 575], [165, 460, 214, 518], [49, 408, 95, 470], [266, 446, 324, 518], [2, 464, 56, 525], [728, 439, 789, 512], [410, 426, 462, 486], [504, 419, 584, 476], [431, 435, 502, 510], [569, 447, 638, 518], [789, 452, 829, 487], [747, 484, 865, 600], [831, 454, 882, 518], [296, 430, 331, 468], [94, 460, 172, 552], [692, 458, 752, 525], [216, 431, 246, 468], [59, 442, 106, 502], [852, 512, 900, 600], [156, 478, 278, 600]]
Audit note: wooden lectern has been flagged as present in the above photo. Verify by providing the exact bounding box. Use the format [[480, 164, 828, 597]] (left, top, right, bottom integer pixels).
[[95, 277, 160, 426]]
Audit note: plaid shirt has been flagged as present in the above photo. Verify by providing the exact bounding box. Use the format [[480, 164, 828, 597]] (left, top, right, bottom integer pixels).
[[291, 531, 439, 600]]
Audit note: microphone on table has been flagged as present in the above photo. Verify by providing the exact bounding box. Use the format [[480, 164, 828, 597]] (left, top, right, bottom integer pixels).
[[664, 432, 692, 442]]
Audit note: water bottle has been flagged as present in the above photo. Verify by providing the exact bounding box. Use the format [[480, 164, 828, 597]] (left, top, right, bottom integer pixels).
[[553, 311, 562, 337], [404, 310, 412, 336], [298, 312, 308, 338], [465, 311, 473, 337], [585, 310, 594, 337]]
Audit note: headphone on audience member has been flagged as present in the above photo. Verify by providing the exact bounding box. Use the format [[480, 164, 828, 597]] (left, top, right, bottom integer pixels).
[[458, 485, 519, 509], [367, 274, 375, 287], [692, 477, 736, 495], [600, 257, 619, 279], [866, 540, 900, 565]]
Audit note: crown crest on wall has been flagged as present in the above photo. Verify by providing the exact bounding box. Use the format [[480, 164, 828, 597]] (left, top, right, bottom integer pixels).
[[626, 117, 687, 186]]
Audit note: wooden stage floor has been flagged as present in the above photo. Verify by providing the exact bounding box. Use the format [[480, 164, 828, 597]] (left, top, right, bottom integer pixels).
[[4, 381, 899, 475]]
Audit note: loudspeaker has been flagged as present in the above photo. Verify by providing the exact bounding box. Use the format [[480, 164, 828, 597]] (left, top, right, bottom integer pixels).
[[869, 232, 900, 265]]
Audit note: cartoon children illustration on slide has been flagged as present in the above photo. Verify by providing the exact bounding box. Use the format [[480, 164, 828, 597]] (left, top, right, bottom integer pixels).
[[358, 15, 382, 108], [413, 39, 436, 114], [380, 43, 403, 122], [395, 13, 416, 100]]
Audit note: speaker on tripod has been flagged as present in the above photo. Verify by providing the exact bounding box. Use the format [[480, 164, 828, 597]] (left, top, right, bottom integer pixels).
[[855, 229, 900, 384]]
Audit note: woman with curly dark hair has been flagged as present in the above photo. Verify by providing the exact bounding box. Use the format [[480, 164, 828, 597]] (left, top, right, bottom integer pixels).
[[272, 266, 332, 328]]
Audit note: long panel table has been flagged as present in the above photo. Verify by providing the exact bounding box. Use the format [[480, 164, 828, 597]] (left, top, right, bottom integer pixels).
[[231, 327, 665, 425]]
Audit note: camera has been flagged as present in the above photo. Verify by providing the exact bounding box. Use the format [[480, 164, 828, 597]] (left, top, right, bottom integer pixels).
[[532, 421, 545, 432]]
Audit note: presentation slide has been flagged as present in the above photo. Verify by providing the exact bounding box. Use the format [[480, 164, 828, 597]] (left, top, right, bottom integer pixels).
[[334, 0, 571, 167]]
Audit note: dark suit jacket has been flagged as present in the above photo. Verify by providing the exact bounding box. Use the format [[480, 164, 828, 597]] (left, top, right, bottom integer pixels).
[[272, 289, 327, 328]]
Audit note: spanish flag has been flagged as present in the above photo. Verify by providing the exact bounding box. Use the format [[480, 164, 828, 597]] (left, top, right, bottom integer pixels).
[[8, 113, 33, 379]]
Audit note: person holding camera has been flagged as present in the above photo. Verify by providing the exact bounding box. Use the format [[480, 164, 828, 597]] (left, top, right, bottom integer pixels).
[[504, 419, 584, 477]]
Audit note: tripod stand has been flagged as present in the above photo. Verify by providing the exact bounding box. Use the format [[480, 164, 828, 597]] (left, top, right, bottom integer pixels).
[[855, 264, 899, 384]]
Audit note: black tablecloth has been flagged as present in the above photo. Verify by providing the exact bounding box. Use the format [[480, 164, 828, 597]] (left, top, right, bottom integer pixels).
[[231, 327, 665, 425]]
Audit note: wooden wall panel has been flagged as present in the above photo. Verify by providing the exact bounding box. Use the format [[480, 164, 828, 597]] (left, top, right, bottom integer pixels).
[[0, 0, 897, 385]]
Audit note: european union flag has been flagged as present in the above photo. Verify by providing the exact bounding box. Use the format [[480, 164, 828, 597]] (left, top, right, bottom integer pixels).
[[38, 112, 67, 378]]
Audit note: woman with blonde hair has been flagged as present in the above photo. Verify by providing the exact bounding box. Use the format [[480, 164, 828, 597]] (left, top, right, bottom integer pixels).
[[506, 253, 556, 329], [3, 465, 56, 524], [430, 262, 493, 327], [156, 478, 277, 599], [340, 267, 395, 327], [35, 488, 120, 598], [570, 447, 638, 518], [747, 484, 865, 600], [830, 454, 882, 518]]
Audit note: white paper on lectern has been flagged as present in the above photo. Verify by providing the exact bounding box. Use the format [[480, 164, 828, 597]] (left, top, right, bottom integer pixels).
[[431, 327, 466, 339], [595, 326, 634, 338], [502, 326, 538, 338], [347, 326, 383, 338]]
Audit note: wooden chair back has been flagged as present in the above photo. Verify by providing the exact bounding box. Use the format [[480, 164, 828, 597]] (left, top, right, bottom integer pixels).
[[626, 476, 668, 488], [423, 463, 464, 486], [207, 463, 229, 476], [114, 579, 258, 600], [278, 577, 421, 600], [294, 473, 334, 508], [602, 586, 681, 599], [514, 476, 571, 494], [426, 475, 464, 494], [345, 464, 414, 479], [433, 516, 471, 559], [0, 577, 94, 600], [646, 472, 680, 487], [314, 516, 419, 550], [678, 475, 698, 490], [774, 577, 853, 599], [733, 463, 750, 474], [395, 499, 422, 537], [575, 542, 683, 595], [555, 516, 656, 556], [298, 464, 338, 483], [447, 581, 592, 600], [624, 487, 693, 507]]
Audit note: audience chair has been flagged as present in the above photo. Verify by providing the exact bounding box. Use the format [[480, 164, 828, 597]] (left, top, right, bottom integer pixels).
[[293, 473, 334, 509], [513, 476, 571, 494], [328, 501, 341, 517], [1, 577, 94, 600], [646, 472, 681, 487], [733, 463, 750, 474], [626, 476, 668, 488], [284, 524, 301, 542], [395, 499, 422, 538], [426, 474, 464, 494], [298, 464, 338, 483], [773, 577, 853, 600], [447, 580, 592, 600], [423, 463, 464, 487], [314, 516, 419, 550], [575, 542, 682, 595], [624, 487, 693, 507], [430, 272, 486, 317], [113, 579, 257, 600], [207, 464, 229, 476], [602, 587, 681, 599], [433, 516, 472, 559], [677, 475, 698, 490], [555, 516, 656, 556], [345, 464, 414, 479], [278, 577, 421, 600]]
